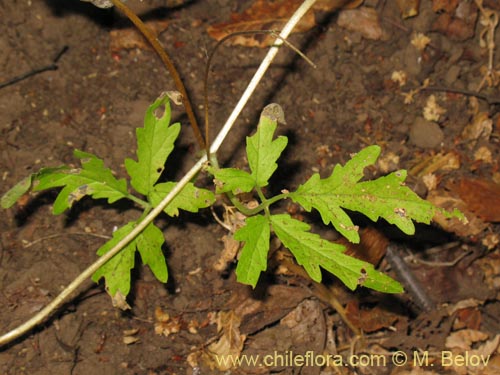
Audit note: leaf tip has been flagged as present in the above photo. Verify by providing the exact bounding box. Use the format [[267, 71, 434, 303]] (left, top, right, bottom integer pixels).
[[261, 103, 286, 124]]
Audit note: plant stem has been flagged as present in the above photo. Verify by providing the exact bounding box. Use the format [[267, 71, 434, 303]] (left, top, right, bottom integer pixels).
[[109, 0, 206, 151], [209, 0, 317, 155], [227, 191, 289, 217], [256, 187, 271, 216], [126, 193, 149, 209], [204, 30, 316, 158], [226, 192, 256, 216], [0, 0, 318, 347]]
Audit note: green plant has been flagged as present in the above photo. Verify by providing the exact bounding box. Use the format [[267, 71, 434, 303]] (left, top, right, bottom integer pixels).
[[0, 0, 464, 347], [209, 105, 462, 292], [0, 0, 319, 345], [2, 94, 462, 301], [1, 95, 214, 306]]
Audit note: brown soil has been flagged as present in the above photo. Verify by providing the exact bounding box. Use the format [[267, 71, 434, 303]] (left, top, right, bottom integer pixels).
[[1, 1, 500, 374]]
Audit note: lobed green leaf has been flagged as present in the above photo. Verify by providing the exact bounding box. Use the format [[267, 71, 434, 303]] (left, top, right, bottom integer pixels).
[[125, 95, 181, 196], [209, 167, 255, 194], [246, 112, 287, 188], [150, 181, 215, 216], [92, 222, 137, 297], [34, 150, 128, 214], [1, 167, 67, 209], [136, 222, 168, 282], [234, 215, 270, 288], [270, 214, 403, 293], [290, 145, 447, 243], [92, 221, 168, 298]]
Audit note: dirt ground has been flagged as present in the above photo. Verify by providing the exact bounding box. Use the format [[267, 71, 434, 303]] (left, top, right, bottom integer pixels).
[[1, 0, 500, 374]]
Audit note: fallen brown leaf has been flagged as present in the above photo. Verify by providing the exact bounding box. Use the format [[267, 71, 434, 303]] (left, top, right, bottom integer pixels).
[[154, 306, 181, 337], [409, 151, 461, 177], [345, 300, 399, 333], [445, 329, 488, 351], [455, 178, 500, 222], [396, 0, 421, 19], [432, 0, 459, 13], [109, 19, 169, 52], [205, 310, 246, 371], [227, 284, 311, 335], [461, 111, 493, 145], [337, 6, 387, 40], [342, 226, 389, 266], [206, 0, 362, 48], [454, 307, 482, 330], [427, 190, 488, 237], [432, 1, 478, 41]]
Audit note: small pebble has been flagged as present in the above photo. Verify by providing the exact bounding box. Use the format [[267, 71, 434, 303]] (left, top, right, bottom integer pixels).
[[409, 117, 444, 149]]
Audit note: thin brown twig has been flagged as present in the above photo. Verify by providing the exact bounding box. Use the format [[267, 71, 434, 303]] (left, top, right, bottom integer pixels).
[[203, 30, 316, 161], [109, 0, 206, 150], [0, 46, 68, 89], [22, 232, 112, 249], [421, 86, 500, 105]]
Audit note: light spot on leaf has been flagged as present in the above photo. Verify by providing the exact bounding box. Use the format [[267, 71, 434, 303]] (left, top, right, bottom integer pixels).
[[394, 207, 407, 218], [68, 184, 91, 205], [357, 268, 368, 285]]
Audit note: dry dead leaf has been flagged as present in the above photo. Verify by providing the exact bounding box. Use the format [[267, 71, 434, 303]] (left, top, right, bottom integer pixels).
[[446, 298, 484, 315], [423, 94, 446, 122], [428, 190, 487, 237], [391, 70, 408, 87], [477, 354, 500, 375], [377, 151, 400, 173], [462, 112, 493, 144], [109, 19, 169, 52], [455, 178, 500, 222], [483, 1, 500, 11], [409, 151, 460, 177], [186, 351, 200, 369], [337, 6, 387, 40], [445, 329, 489, 351], [391, 368, 440, 375], [213, 235, 240, 271], [396, 0, 420, 18], [187, 319, 199, 334], [342, 226, 389, 266], [123, 328, 140, 345], [206, 0, 362, 48], [122, 335, 140, 345], [213, 203, 254, 271], [205, 310, 246, 371], [444, 334, 500, 374], [314, 0, 363, 11], [411, 32, 431, 51], [422, 173, 438, 191], [481, 232, 499, 250], [432, 0, 459, 13], [494, 171, 500, 185], [111, 290, 131, 310], [474, 146, 493, 163], [477, 252, 500, 291], [454, 307, 482, 330], [432, 1, 478, 41], [154, 306, 181, 337], [345, 300, 399, 333]]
